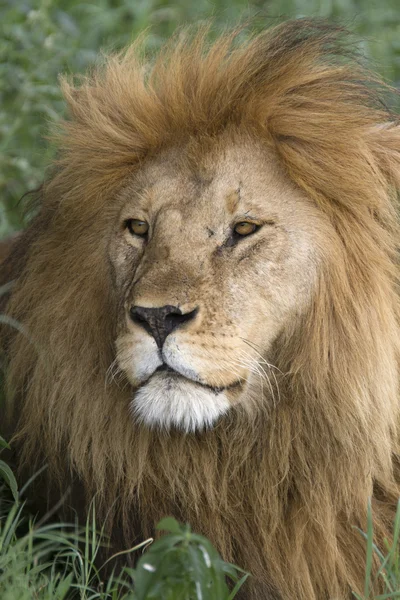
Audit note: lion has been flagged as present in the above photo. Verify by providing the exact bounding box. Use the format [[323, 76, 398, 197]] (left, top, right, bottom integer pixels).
[[2, 18, 400, 600]]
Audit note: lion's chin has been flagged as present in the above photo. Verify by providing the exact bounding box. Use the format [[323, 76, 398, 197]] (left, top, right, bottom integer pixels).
[[130, 371, 230, 432]]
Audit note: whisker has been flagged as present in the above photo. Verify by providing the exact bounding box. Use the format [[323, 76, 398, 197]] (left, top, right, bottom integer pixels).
[[105, 357, 129, 391], [236, 348, 278, 407], [240, 338, 285, 374]]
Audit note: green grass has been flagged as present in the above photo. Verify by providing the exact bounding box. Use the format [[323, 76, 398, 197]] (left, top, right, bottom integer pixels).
[[1, 450, 400, 598], [0, 453, 249, 599], [353, 500, 400, 599]]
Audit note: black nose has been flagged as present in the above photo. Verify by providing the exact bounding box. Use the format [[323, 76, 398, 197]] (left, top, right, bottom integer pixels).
[[130, 305, 198, 348]]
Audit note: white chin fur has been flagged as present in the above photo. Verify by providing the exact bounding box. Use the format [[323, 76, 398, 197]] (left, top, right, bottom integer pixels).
[[131, 372, 230, 432]]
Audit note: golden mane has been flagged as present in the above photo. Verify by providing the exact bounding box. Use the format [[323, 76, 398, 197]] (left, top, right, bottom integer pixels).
[[2, 19, 400, 599]]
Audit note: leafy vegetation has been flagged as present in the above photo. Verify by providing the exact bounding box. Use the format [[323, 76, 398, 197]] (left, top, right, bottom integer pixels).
[[0, 450, 400, 598], [133, 517, 248, 599], [0, 455, 248, 600]]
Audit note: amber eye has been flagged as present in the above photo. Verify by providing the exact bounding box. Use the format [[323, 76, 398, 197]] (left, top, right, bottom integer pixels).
[[233, 222, 258, 236], [126, 219, 149, 237]]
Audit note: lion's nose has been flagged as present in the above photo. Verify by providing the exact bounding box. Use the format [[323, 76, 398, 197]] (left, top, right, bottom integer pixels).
[[129, 305, 198, 348]]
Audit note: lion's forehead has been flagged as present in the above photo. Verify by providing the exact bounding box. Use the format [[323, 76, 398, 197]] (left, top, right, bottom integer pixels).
[[121, 139, 321, 242]]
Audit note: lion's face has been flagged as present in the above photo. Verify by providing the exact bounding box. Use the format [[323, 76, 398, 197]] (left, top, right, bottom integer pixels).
[[109, 134, 326, 431]]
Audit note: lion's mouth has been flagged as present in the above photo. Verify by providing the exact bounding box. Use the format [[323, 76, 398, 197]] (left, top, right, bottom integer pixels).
[[145, 362, 243, 394], [129, 349, 246, 431]]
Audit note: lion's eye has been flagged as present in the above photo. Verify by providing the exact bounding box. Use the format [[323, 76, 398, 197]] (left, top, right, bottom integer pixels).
[[233, 222, 258, 236], [126, 219, 149, 237]]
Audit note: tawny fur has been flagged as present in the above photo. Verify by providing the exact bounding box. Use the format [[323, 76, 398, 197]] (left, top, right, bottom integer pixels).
[[2, 19, 400, 599]]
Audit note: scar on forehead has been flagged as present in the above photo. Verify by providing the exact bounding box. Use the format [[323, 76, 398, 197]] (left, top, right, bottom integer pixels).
[[191, 171, 214, 187], [225, 188, 240, 215]]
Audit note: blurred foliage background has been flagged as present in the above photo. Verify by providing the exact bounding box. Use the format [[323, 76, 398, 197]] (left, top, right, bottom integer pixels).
[[1, 0, 400, 237]]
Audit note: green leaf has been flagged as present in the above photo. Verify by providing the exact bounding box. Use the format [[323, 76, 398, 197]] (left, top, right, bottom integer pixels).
[[0, 459, 18, 502], [156, 517, 183, 535], [188, 544, 217, 600], [54, 572, 74, 600], [134, 549, 167, 599], [227, 573, 250, 599], [0, 435, 10, 450]]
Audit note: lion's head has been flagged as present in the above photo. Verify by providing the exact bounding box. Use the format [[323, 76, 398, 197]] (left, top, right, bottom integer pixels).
[[2, 19, 400, 600], [113, 136, 323, 431]]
